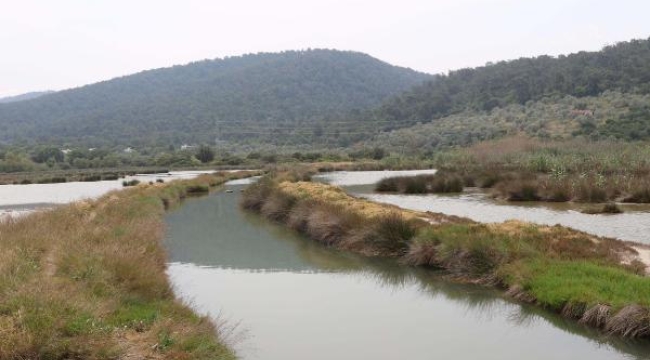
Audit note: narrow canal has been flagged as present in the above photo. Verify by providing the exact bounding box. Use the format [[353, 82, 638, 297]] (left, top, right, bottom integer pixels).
[[165, 179, 650, 359]]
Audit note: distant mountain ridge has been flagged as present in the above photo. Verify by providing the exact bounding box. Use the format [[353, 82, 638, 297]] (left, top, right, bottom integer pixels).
[[0, 50, 430, 147], [0, 91, 55, 104], [2, 39, 650, 151]]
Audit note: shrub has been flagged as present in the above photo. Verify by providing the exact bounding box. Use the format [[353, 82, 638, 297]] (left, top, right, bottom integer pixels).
[[82, 175, 102, 182], [185, 185, 209, 194], [122, 179, 140, 187], [260, 192, 296, 222], [582, 203, 623, 214], [240, 178, 274, 211], [623, 187, 650, 203], [404, 176, 428, 194], [500, 181, 541, 201], [375, 174, 464, 194], [37, 177, 67, 184], [361, 213, 420, 254], [375, 177, 399, 192]]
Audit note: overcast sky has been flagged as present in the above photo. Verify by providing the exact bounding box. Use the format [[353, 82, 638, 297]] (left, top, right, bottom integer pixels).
[[1, 0, 649, 97]]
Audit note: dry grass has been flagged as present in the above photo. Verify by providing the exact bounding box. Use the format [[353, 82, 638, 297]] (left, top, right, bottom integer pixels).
[[0, 171, 257, 359], [278, 181, 424, 221]]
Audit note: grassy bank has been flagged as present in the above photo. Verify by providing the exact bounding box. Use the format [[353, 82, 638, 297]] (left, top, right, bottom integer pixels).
[[0, 171, 257, 359], [242, 174, 650, 339]]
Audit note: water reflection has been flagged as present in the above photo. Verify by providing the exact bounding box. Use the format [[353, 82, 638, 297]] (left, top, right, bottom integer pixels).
[[0, 170, 238, 208], [165, 186, 650, 360]]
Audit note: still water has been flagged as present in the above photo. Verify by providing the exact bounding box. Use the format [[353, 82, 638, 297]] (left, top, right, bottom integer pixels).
[[314, 171, 650, 244], [165, 181, 650, 359], [0, 170, 229, 219]]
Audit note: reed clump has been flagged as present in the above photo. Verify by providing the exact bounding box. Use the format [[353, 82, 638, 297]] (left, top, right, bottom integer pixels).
[[375, 173, 464, 194], [122, 179, 140, 187], [582, 203, 624, 214], [185, 184, 210, 194], [35, 176, 68, 184]]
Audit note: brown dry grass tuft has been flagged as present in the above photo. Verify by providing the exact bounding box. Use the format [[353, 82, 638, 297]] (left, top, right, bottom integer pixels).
[[606, 305, 650, 338], [580, 304, 611, 328]]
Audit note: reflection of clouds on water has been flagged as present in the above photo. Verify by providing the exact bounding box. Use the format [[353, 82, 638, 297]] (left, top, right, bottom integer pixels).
[[0, 170, 224, 212], [364, 192, 650, 244], [226, 176, 261, 186], [313, 169, 437, 186], [169, 263, 650, 360], [316, 170, 650, 244]]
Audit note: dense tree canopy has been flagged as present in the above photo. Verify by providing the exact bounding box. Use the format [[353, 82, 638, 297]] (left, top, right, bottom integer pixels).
[[2, 38, 650, 153], [363, 91, 650, 154], [0, 50, 429, 148], [356, 38, 650, 132]]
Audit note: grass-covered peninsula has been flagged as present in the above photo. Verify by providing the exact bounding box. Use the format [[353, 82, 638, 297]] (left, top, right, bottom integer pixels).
[[0, 171, 257, 359], [241, 171, 650, 339]]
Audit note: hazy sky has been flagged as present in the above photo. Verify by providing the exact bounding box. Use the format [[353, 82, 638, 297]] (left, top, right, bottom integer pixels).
[[1, 0, 649, 97]]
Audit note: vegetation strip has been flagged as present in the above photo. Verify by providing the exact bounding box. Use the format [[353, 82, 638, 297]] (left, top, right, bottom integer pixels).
[[242, 173, 650, 339], [0, 171, 258, 359], [389, 136, 650, 204]]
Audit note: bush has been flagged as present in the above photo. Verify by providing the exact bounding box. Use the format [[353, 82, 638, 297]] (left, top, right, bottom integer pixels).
[[82, 175, 102, 182], [360, 213, 420, 254], [37, 177, 67, 184], [375, 174, 464, 194], [498, 181, 541, 201], [260, 192, 296, 222], [122, 179, 140, 187], [375, 177, 399, 192], [582, 203, 624, 214], [186, 185, 209, 194], [240, 178, 274, 211], [404, 176, 428, 194], [195, 145, 215, 163]]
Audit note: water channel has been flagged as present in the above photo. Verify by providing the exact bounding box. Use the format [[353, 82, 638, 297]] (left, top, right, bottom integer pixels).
[[165, 177, 650, 359]]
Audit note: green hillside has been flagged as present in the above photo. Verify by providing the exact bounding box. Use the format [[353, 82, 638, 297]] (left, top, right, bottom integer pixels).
[[347, 38, 650, 151], [364, 91, 650, 153], [0, 50, 429, 147], [0, 91, 55, 104]]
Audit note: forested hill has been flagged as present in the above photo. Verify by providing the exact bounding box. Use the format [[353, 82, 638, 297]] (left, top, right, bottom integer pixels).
[[0, 50, 429, 147], [0, 91, 55, 104], [356, 38, 650, 134]]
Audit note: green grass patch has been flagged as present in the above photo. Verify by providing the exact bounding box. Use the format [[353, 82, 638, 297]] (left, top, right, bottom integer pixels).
[[108, 298, 160, 329], [503, 260, 650, 310], [63, 313, 106, 336]]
